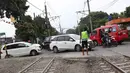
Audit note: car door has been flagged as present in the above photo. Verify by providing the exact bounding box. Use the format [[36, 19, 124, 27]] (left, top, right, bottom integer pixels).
[[56, 36, 66, 50], [64, 36, 75, 49], [6, 44, 20, 56], [16, 43, 30, 56]]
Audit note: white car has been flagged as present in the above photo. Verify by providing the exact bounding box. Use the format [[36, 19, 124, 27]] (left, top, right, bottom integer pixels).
[[0, 42, 42, 59], [50, 34, 93, 53]]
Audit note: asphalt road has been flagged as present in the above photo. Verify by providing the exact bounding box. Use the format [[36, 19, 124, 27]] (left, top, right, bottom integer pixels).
[[39, 42, 130, 58], [0, 42, 130, 73]]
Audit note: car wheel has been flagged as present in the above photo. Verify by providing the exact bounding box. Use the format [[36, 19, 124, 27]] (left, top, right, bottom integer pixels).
[[93, 41, 98, 46], [30, 50, 37, 56], [53, 47, 59, 53], [75, 45, 81, 52]]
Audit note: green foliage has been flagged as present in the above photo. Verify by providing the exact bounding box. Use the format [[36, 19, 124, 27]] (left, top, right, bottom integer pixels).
[[110, 13, 119, 19], [119, 12, 125, 18], [15, 15, 58, 42], [77, 11, 108, 34], [0, 0, 29, 19], [33, 16, 58, 37], [15, 22, 35, 41], [66, 29, 76, 34], [125, 6, 130, 17], [0, 0, 58, 42]]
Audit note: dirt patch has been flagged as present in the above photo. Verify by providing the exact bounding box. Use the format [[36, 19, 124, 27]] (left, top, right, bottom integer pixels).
[[0, 57, 36, 73], [54, 57, 105, 73]]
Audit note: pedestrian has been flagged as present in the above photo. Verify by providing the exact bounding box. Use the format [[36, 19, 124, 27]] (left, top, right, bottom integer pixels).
[[100, 29, 105, 45], [80, 28, 89, 55]]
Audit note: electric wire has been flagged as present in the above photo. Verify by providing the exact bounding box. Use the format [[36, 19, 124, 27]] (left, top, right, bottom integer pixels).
[[97, 0, 120, 11], [27, 1, 44, 12]]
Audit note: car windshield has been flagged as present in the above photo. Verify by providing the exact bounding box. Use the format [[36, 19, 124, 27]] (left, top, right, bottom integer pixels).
[[25, 42, 32, 46], [91, 30, 97, 35], [44, 37, 51, 42], [70, 34, 80, 40]]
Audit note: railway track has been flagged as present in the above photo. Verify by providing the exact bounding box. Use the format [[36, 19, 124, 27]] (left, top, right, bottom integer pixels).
[[18, 57, 55, 73], [94, 49, 130, 73], [102, 55, 130, 73]]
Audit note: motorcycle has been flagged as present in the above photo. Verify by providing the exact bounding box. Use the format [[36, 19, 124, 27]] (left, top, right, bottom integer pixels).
[[110, 36, 118, 47], [102, 36, 118, 48]]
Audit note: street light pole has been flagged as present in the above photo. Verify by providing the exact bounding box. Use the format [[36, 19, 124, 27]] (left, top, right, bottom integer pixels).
[[87, 0, 93, 32], [76, 12, 80, 35]]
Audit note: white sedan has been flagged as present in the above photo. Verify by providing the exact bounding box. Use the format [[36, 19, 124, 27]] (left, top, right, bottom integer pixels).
[[50, 34, 93, 53], [0, 42, 42, 59]]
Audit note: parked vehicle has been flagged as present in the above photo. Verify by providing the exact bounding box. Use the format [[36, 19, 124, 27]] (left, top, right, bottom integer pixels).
[[42, 36, 56, 50], [0, 42, 42, 59], [90, 24, 128, 46], [50, 34, 94, 53]]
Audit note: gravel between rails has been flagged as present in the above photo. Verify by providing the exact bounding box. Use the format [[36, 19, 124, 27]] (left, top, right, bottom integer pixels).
[[21, 57, 53, 73], [0, 57, 37, 73], [54, 57, 107, 73]]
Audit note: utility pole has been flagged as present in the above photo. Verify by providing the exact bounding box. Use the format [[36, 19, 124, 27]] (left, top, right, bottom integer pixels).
[[87, 0, 93, 32], [76, 12, 80, 35], [33, 13, 35, 19], [44, 2, 51, 36], [76, 10, 88, 35]]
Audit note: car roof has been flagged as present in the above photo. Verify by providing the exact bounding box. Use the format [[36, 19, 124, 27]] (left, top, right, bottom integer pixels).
[[52, 34, 79, 37], [4, 42, 29, 46], [95, 24, 118, 30], [1, 42, 29, 49]]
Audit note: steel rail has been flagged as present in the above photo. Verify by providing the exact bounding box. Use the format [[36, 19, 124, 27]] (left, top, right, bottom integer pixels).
[[102, 57, 127, 73], [18, 57, 42, 73], [41, 57, 55, 73]]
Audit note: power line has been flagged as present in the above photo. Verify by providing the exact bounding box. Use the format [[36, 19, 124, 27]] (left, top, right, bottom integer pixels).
[[103, 0, 119, 11], [46, 2, 57, 15], [97, 0, 120, 11], [27, 1, 44, 12]]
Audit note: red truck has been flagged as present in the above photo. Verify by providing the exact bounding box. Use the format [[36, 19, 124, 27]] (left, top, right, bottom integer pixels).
[[90, 24, 128, 46]]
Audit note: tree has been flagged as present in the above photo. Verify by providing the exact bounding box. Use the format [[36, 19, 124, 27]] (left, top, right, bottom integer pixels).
[[119, 12, 125, 18], [33, 16, 58, 38], [125, 6, 130, 17], [15, 22, 35, 42], [110, 13, 119, 19], [78, 11, 108, 34], [15, 15, 58, 42], [15, 15, 35, 42], [66, 29, 76, 34], [0, 0, 29, 20]]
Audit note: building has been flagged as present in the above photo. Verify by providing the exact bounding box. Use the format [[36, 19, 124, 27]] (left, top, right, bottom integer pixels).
[[0, 37, 13, 45]]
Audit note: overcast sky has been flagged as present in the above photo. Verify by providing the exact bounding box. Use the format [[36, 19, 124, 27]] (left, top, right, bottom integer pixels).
[[0, 0, 130, 37]]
